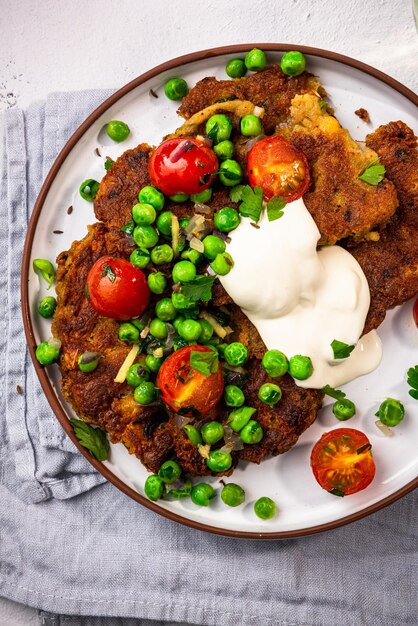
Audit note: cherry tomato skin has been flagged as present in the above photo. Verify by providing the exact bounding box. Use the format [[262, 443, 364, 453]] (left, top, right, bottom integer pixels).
[[157, 345, 224, 415], [413, 297, 418, 326], [310, 428, 375, 496], [86, 256, 150, 320], [148, 138, 218, 196], [247, 135, 310, 202]]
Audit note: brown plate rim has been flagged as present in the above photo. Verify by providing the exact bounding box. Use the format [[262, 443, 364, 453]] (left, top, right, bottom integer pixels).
[[21, 43, 418, 539]]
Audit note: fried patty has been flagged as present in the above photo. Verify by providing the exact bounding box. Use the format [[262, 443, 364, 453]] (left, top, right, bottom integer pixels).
[[53, 223, 323, 475]]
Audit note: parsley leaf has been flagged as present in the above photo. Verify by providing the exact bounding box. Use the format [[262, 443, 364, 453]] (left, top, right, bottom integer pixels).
[[266, 196, 286, 221], [104, 158, 114, 170], [331, 340, 355, 359], [229, 184, 245, 203], [407, 365, 418, 400], [207, 122, 219, 142], [179, 275, 216, 303], [239, 185, 263, 222], [358, 158, 386, 185], [322, 384, 346, 401], [121, 219, 135, 235], [70, 419, 109, 461], [101, 263, 116, 283], [190, 349, 219, 376]]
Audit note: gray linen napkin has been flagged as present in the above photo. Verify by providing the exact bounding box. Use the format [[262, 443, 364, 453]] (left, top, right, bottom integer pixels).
[[0, 92, 417, 626]]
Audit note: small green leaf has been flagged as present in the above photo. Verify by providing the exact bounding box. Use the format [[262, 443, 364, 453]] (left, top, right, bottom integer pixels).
[[331, 340, 355, 359], [266, 196, 286, 221], [70, 418, 109, 461], [329, 488, 345, 497], [100, 263, 116, 283], [33, 258, 56, 289], [356, 443, 372, 454], [179, 275, 216, 303], [229, 184, 245, 203], [358, 159, 386, 185], [322, 384, 346, 401], [84, 284, 90, 301], [104, 158, 114, 170], [207, 122, 219, 142], [407, 365, 418, 400], [190, 350, 219, 376], [239, 185, 263, 222], [121, 219, 135, 235]]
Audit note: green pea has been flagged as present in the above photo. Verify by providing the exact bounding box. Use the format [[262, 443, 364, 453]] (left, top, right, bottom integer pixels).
[[254, 496, 276, 520], [118, 322, 139, 343], [106, 120, 130, 142], [167, 477, 192, 499], [149, 318, 168, 340], [224, 385, 245, 407], [183, 424, 202, 446], [164, 77, 189, 101], [169, 193, 189, 203], [78, 352, 100, 373], [126, 363, 149, 387], [258, 383, 282, 407], [79, 179, 99, 202], [333, 399, 356, 421], [155, 298, 176, 321], [171, 292, 195, 310], [375, 398, 405, 427], [172, 260, 196, 283], [224, 342, 248, 366], [130, 248, 150, 269], [172, 315, 185, 332], [289, 355, 313, 380], [201, 421, 224, 445], [280, 50, 306, 77], [158, 460, 182, 484], [179, 217, 190, 229], [178, 319, 202, 342], [262, 350, 288, 377], [218, 159, 243, 187], [206, 114, 233, 144], [214, 140, 234, 161], [38, 296, 57, 318], [144, 474, 165, 501], [206, 449, 232, 472], [190, 188, 213, 203], [214, 207, 240, 232], [133, 225, 159, 248], [198, 319, 214, 343], [132, 202, 156, 225], [210, 252, 234, 276], [181, 248, 203, 264], [35, 341, 60, 365], [221, 483, 245, 507], [244, 48, 267, 71], [191, 483, 216, 506], [228, 406, 256, 432], [33, 258, 55, 288], [151, 244, 174, 265], [148, 272, 167, 295], [138, 185, 165, 211], [134, 381, 156, 405], [202, 235, 226, 260], [145, 354, 163, 373], [226, 58, 247, 78], [240, 420, 263, 444], [156, 211, 174, 236], [240, 114, 263, 137]]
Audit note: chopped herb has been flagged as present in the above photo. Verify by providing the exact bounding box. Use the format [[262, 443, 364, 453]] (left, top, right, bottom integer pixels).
[[177, 405, 201, 418], [318, 99, 327, 110], [207, 122, 219, 142], [120, 219, 135, 235], [175, 373, 186, 384], [356, 443, 372, 454], [84, 284, 90, 300], [104, 158, 114, 170], [358, 158, 386, 186], [229, 184, 245, 203], [239, 185, 263, 222], [266, 196, 286, 221], [167, 477, 192, 499], [70, 418, 109, 461], [33, 259, 55, 289], [179, 275, 216, 303], [331, 339, 355, 359], [407, 365, 418, 400], [100, 264, 116, 283], [323, 445, 335, 454], [190, 349, 219, 376], [197, 161, 205, 168], [199, 172, 212, 186], [322, 384, 346, 401], [183, 140, 195, 153], [219, 168, 242, 182], [329, 488, 345, 497]]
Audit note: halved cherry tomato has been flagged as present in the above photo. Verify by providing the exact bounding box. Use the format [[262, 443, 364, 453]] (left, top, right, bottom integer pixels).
[[413, 297, 418, 326], [148, 137, 218, 196], [247, 135, 310, 201], [157, 345, 224, 416], [86, 256, 150, 320], [310, 428, 375, 496]]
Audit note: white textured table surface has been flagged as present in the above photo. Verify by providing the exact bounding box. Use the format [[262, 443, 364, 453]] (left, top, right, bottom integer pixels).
[[1, 0, 417, 624]]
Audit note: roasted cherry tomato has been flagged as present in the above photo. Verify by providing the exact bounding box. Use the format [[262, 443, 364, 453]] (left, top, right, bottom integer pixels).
[[310, 428, 375, 496], [247, 135, 310, 201], [413, 297, 418, 326], [86, 256, 150, 320], [148, 137, 218, 196], [157, 345, 224, 416]]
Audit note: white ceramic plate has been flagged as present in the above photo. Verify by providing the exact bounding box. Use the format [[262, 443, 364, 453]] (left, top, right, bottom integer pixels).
[[23, 45, 418, 537]]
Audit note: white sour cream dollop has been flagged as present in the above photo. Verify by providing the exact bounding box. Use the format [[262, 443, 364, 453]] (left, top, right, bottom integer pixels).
[[219, 198, 382, 389]]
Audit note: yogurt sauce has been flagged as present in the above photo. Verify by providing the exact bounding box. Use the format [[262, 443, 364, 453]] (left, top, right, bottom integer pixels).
[[219, 198, 382, 389]]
